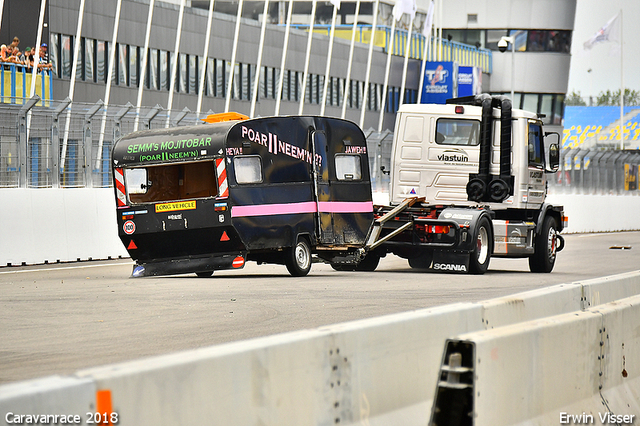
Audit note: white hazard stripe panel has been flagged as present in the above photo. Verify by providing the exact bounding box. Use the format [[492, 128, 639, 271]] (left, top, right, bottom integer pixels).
[[216, 158, 229, 198], [114, 168, 127, 207]]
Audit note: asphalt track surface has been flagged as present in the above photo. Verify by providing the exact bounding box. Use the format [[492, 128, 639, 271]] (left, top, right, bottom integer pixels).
[[1, 231, 639, 384]]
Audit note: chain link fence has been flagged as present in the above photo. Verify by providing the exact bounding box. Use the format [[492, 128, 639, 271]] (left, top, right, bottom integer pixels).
[[2, 97, 639, 197], [0, 97, 206, 188]]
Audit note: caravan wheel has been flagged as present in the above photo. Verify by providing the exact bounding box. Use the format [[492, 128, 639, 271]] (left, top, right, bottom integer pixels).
[[285, 238, 312, 277]]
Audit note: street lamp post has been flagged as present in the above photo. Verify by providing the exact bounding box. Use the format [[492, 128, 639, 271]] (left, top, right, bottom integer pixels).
[[499, 36, 515, 102]]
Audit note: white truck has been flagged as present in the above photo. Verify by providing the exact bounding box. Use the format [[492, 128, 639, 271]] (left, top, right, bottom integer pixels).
[[359, 94, 567, 274]]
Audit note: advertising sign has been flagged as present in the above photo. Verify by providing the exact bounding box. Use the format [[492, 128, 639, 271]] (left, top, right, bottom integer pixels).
[[421, 61, 457, 104], [458, 66, 482, 97]]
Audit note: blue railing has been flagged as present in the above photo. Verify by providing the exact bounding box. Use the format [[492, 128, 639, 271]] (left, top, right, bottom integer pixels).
[[290, 24, 492, 74], [0, 63, 52, 105]]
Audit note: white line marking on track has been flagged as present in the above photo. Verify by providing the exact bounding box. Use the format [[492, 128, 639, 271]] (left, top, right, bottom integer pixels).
[[0, 262, 132, 275]]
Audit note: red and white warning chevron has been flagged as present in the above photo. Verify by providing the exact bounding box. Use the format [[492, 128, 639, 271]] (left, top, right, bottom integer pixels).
[[114, 168, 127, 207], [216, 158, 229, 198]]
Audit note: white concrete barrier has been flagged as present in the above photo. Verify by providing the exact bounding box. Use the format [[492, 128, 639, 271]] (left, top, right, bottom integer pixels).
[[1, 189, 639, 267], [546, 193, 640, 233], [0, 189, 127, 266], [430, 294, 640, 425], [1, 271, 639, 426]]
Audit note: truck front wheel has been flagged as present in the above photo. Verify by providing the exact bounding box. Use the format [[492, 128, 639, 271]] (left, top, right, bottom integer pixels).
[[286, 237, 312, 277], [469, 217, 492, 274], [529, 216, 558, 273]]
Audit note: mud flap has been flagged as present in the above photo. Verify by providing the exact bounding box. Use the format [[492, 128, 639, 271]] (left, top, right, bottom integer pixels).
[[431, 250, 471, 273], [132, 252, 247, 277]]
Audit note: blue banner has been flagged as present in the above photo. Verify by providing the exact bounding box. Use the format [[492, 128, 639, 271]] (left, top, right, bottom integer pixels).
[[421, 61, 457, 104], [458, 66, 482, 97]]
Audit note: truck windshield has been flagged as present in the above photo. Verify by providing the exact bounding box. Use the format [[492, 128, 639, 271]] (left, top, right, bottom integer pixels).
[[125, 160, 218, 204]]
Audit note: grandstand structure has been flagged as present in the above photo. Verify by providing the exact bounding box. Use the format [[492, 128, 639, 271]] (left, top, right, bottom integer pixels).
[[1, 0, 579, 190], [563, 106, 640, 150]]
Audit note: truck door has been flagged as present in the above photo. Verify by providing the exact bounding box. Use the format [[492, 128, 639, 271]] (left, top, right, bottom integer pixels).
[[526, 121, 546, 206], [312, 130, 333, 244]]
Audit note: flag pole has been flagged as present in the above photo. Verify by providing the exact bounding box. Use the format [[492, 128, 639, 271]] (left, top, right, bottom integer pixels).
[[359, 0, 380, 128], [619, 9, 624, 150]]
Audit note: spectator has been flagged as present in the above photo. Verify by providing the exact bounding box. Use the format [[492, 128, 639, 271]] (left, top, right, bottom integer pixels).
[[39, 43, 49, 63], [21, 47, 33, 69], [37, 44, 52, 70], [0, 44, 8, 62], [6, 43, 21, 64]]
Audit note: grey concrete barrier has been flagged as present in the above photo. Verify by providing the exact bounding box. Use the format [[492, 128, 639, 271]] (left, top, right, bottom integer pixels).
[[1, 271, 639, 426], [430, 293, 640, 425]]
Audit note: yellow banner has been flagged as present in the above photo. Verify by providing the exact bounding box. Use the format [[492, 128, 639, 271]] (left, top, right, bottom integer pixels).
[[155, 200, 196, 213]]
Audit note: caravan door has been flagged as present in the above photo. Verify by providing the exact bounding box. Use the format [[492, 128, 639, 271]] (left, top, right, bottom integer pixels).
[[311, 130, 334, 244]]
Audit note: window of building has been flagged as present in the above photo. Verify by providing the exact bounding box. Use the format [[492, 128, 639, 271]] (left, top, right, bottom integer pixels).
[[149, 48, 158, 90], [206, 57, 215, 96], [61, 35, 72, 79], [553, 94, 565, 125], [179, 53, 188, 93], [84, 38, 94, 82], [509, 30, 528, 52], [522, 93, 538, 114], [217, 59, 225, 97], [97, 41, 107, 83], [130, 46, 138, 87], [117, 43, 128, 86], [189, 55, 198, 94], [161, 50, 169, 90]]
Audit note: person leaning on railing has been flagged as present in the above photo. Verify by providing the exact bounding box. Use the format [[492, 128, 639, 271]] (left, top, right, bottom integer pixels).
[[37, 43, 52, 70]]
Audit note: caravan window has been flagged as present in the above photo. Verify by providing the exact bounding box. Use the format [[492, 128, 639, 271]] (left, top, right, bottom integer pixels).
[[335, 154, 362, 181], [435, 119, 480, 146], [234, 155, 263, 184], [125, 168, 148, 194], [127, 160, 218, 204]]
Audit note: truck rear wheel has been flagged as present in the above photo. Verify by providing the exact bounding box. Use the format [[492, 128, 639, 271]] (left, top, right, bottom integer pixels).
[[529, 216, 558, 273], [469, 216, 492, 274], [285, 237, 312, 277]]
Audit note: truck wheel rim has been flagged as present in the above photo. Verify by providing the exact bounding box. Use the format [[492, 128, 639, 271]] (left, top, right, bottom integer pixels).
[[295, 243, 310, 269], [547, 227, 557, 261], [477, 227, 489, 264]]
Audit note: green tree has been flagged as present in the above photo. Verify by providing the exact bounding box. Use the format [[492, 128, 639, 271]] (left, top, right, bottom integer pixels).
[[595, 88, 640, 106], [565, 90, 586, 106]]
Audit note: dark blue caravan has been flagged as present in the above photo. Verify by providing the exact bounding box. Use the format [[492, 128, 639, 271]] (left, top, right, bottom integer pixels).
[[111, 114, 374, 277]]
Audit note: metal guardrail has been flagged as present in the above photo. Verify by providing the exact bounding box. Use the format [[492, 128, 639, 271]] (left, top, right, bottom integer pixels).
[[0, 98, 207, 188], [553, 148, 640, 195], [2, 104, 638, 196]]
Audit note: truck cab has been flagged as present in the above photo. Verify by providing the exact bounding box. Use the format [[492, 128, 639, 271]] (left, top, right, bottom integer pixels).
[[390, 97, 560, 210], [366, 95, 565, 274]]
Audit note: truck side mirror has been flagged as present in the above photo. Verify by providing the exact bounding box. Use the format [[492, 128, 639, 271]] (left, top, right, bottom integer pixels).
[[548, 143, 560, 172], [544, 132, 560, 173]]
